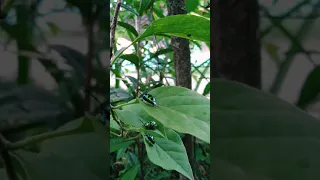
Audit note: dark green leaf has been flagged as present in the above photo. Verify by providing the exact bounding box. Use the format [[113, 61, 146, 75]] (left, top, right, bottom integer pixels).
[[297, 66, 320, 109], [10, 150, 102, 180], [120, 165, 140, 180], [212, 78, 320, 179], [139, 0, 155, 16], [140, 86, 210, 143], [110, 138, 134, 152], [110, 88, 133, 104], [137, 15, 210, 43], [118, 21, 139, 37], [202, 82, 210, 96], [144, 128, 194, 180], [120, 54, 140, 67], [185, 0, 199, 13]]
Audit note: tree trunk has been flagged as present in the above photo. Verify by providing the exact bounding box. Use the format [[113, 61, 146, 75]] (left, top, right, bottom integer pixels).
[[211, 0, 261, 178], [166, 0, 195, 178], [212, 0, 261, 88]]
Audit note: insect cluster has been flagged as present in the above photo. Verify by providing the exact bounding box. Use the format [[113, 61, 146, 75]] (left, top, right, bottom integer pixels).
[[140, 93, 158, 146]]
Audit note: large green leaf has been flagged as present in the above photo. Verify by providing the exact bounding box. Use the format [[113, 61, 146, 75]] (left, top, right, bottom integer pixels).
[[212, 79, 320, 138], [10, 150, 102, 180], [185, 0, 199, 13], [112, 15, 210, 64], [115, 103, 165, 138], [110, 138, 134, 153], [137, 15, 210, 42], [212, 79, 320, 179], [140, 86, 210, 143], [39, 133, 108, 178], [120, 165, 140, 180], [144, 128, 194, 180]]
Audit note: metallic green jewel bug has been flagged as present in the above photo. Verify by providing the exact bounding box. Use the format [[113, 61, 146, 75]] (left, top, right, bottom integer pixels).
[[141, 93, 157, 106], [145, 134, 155, 145], [144, 121, 157, 130]]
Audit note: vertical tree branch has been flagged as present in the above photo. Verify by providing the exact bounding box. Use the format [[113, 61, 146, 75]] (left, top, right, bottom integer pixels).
[[166, 0, 195, 178], [84, 2, 95, 111], [110, 0, 122, 58], [212, 0, 260, 88], [135, 15, 142, 97], [135, 14, 144, 179]]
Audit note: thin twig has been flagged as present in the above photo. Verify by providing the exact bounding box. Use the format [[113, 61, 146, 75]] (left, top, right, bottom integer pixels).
[[134, 14, 144, 180], [110, 0, 122, 58]]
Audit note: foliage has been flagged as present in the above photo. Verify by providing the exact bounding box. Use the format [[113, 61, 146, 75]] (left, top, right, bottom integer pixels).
[[110, 0, 210, 179], [212, 1, 320, 178], [0, 0, 110, 179], [212, 78, 320, 179]]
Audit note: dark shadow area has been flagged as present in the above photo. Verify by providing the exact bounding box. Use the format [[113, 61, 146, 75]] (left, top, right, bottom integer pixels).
[[212, 0, 320, 179], [0, 0, 109, 179]]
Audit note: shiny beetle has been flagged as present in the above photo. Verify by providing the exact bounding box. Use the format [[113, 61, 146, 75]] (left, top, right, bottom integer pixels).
[[141, 93, 157, 106], [144, 121, 157, 130], [145, 134, 155, 145]]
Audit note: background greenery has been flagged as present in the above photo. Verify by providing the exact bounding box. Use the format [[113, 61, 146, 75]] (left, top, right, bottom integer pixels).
[[213, 0, 320, 179], [109, 0, 210, 179]]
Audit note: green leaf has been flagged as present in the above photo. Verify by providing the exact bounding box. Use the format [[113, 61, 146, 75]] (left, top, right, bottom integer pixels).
[[110, 88, 133, 104], [110, 138, 134, 153], [120, 3, 139, 16], [263, 42, 281, 66], [120, 165, 140, 180], [140, 86, 210, 143], [137, 15, 210, 43], [296, 66, 320, 109], [116, 148, 126, 160], [46, 22, 60, 35], [202, 82, 210, 96], [212, 79, 320, 179], [10, 150, 102, 180], [120, 54, 140, 68], [139, 0, 155, 16], [38, 133, 109, 179], [144, 128, 194, 180], [115, 103, 165, 138], [110, 118, 121, 130], [112, 15, 210, 64], [118, 21, 139, 37], [185, 0, 199, 13], [212, 79, 320, 138]]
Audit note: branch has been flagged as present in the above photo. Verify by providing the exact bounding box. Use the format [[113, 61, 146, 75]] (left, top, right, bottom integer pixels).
[[110, 0, 122, 58]]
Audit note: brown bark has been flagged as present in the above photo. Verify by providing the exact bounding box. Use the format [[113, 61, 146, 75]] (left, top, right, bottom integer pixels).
[[211, 0, 260, 179], [212, 0, 261, 88], [166, 0, 195, 178]]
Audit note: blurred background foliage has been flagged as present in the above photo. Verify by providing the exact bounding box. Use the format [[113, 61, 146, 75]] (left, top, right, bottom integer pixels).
[[0, 0, 109, 139], [260, 0, 320, 116]]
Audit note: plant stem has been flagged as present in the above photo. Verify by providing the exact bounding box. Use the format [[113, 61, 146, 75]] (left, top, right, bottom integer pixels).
[[6, 128, 82, 150], [110, 131, 121, 137], [111, 98, 139, 109], [110, 0, 122, 58]]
